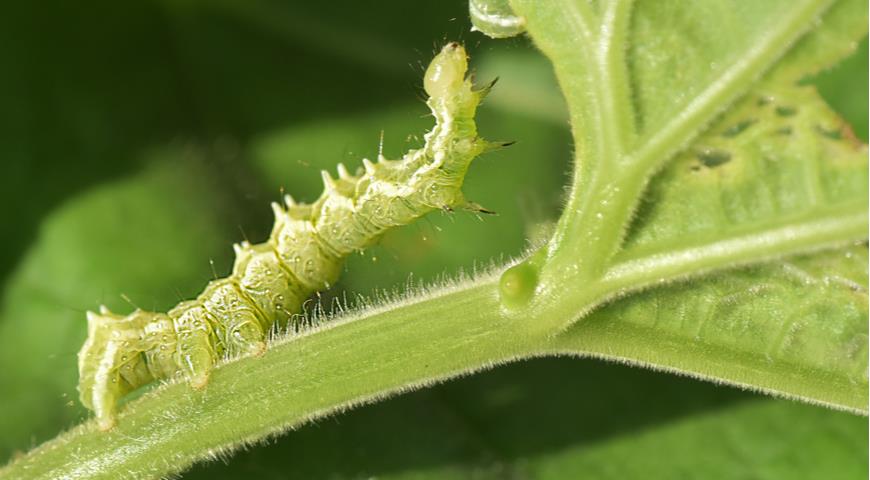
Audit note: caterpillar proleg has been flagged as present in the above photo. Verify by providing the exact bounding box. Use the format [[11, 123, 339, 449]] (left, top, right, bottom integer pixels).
[[77, 43, 504, 430]]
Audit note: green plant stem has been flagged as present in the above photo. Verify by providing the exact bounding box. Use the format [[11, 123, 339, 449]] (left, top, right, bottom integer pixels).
[[3, 203, 865, 478], [1, 279, 528, 480]]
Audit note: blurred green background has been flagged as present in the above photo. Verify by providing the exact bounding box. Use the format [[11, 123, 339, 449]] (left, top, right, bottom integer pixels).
[[0, 1, 866, 478]]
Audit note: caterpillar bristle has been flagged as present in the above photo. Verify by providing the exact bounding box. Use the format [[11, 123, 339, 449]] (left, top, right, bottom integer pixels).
[[481, 139, 515, 153], [320, 170, 337, 191], [362, 158, 377, 175], [270, 201, 285, 219], [464, 201, 497, 215], [474, 76, 499, 98], [336, 163, 351, 179], [478, 206, 498, 215]]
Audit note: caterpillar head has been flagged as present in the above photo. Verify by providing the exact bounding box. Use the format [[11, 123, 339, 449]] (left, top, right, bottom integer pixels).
[[424, 42, 468, 99]]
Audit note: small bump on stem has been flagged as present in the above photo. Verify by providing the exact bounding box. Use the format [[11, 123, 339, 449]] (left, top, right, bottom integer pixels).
[[499, 262, 538, 309]]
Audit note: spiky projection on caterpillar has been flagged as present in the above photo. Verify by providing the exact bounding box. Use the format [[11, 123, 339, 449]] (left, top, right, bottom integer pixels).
[[77, 43, 507, 430]]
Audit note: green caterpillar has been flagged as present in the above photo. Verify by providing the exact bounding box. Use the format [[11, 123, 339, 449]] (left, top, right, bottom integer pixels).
[[78, 43, 504, 430]]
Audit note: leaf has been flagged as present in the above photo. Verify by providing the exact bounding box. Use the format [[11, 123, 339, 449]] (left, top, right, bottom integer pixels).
[[569, 75, 870, 412], [623, 83, 867, 254], [555, 245, 868, 412], [504, 0, 868, 275], [503, 0, 868, 407]]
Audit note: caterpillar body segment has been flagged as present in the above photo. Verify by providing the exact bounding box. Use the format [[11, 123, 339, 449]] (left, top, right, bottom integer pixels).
[[77, 42, 499, 430]]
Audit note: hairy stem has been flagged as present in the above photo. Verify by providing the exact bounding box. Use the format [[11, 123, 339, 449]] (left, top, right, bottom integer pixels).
[[4, 205, 865, 478], [2, 278, 531, 479]]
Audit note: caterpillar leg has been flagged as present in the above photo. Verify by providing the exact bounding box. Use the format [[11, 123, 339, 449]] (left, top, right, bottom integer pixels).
[[225, 318, 267, 358], [214, 303, 267, 358], [233, 243, 305, 332], [199, 279, 268, 358], [170, 302, 216, 389], [79, 309, 148, 430], [89, 339, 135, 431]]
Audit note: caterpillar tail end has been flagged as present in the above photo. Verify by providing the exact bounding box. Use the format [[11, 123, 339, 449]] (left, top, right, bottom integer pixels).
[[79, 310, 126, 432]]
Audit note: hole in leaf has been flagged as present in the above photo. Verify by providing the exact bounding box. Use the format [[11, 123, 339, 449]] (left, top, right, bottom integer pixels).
[[696, 148, 732, 168], [722, 119, 756, 137], [816, 125, 843, 140]]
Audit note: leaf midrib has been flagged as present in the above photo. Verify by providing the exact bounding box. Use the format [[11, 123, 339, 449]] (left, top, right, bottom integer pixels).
[[606, 203, 868, 287]]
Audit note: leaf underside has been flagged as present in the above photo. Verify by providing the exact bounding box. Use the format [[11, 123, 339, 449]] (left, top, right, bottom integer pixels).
[[510, 0, 868, 408]]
